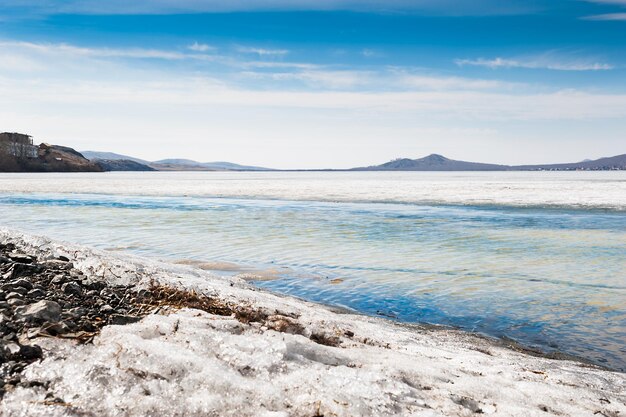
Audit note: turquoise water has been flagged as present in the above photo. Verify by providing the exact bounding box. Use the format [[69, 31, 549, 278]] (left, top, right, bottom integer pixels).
[[0, 172, 625, 371]]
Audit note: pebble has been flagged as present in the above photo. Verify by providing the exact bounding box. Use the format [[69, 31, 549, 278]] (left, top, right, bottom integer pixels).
[[15, 300, 62, 323], [61, 281, 83, 297]]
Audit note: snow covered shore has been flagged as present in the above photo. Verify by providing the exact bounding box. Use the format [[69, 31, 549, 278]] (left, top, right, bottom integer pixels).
[[1, 228, 624, 417]]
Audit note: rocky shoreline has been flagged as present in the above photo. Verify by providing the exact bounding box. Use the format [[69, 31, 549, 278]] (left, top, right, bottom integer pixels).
[[0, 229, 624, 417], [0, 240, 341, 403], [0, 242, 156, 397]]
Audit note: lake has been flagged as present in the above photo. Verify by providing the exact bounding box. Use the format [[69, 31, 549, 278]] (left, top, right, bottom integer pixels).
[[1, 171, 624, 370]]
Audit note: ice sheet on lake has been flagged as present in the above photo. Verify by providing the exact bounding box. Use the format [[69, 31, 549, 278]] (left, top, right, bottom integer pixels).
[[1, 171, 625, 210]]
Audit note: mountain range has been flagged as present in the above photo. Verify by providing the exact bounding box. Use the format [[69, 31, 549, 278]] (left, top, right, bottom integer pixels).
[[352, 153, 626, 171], [82, 150, 626, 172], [81, 152, 273, 171]]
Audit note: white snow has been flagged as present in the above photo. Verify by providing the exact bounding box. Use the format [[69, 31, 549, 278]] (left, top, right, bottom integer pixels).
[[1, 228, 625, 417]]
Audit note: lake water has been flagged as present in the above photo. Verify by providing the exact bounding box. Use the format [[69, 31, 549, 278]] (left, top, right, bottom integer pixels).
[[0, 171, 625, 370]]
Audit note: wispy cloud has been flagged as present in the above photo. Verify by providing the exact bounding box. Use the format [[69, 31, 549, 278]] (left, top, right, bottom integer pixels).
[[241, 70, 373, 89], [583, 13, 626, 20], [0, 41, 214, 61], [361, 49, 378, 58], [394, 72, 509, 90], [237, 47, 289, 56], [585, 0, 626, 5], [455, 56, 613, 71], [188, 42, 214, 52]]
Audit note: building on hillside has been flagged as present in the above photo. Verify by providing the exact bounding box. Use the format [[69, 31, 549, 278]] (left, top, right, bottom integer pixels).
[[0, 132, 38, 158]]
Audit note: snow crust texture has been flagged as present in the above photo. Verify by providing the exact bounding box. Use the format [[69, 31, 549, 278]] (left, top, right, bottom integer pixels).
[[1, 229, 625, 417]]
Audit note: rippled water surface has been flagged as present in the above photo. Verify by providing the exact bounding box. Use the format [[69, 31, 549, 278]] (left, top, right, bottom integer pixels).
[[0, 171, 625, 370]]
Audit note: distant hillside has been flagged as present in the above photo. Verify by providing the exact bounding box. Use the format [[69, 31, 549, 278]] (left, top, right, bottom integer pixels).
[[82, 151, 274, 171], [516, 153, 626, 171], [81, 151, 151, 165], [94, 159, 156, 172], [353, 154, 507, 171], [353, 153, 626, 171], [151, 159, 274, 171]]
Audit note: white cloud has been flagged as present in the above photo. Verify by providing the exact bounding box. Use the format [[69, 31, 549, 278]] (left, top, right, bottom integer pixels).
[[585, 0, 626, 5], [237, 47, 289, 56], [393, 73, 508, 90], [583, 13, 626, 20], [455, 56, 613, 71], [188, 42, 214, 52], [0, 41, 213, 61], [241, 70, 372, 89]]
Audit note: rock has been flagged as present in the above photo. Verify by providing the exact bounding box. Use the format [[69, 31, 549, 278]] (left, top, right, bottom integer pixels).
[[6, 292, 23, 300], [5, 286, 28, 295], [17, 344, 42, 361], [15, 300, 62, 323], [42, 322, 70, 336], [67, 307, 88, 319], [7, 299, 26, 307], [10, 279, 34, 291], [9, 263, 41, 279], [7, 253, 34, 264], [80, 321, 97, 332], [3, 342, 21, 356], [100, 305, 114, 314], [61, 281, 82, 297], [26, 288, 45, 298], [110, 315, 141, 325], [57, 256, 70, 262], [50, 275, 67, 285]]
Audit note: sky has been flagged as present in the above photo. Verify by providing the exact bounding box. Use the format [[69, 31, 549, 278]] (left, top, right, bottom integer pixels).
[[0, 0, 625, 168]]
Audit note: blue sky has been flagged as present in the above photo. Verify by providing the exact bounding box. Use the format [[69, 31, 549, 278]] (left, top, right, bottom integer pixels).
[[1, 0, 625, 168]]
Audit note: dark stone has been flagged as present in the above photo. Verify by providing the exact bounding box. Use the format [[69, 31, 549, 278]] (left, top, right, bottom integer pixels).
[[15, 300, 62, 323], [50, 275, 67, 285], [7, 299, 25, 307], [17, 344, 42, 361], [7, 254, 35, 264], [100, 305, 114, 314], [8, 263, 41, 279], [61, 281, 82, 297], [26, 288, 45, 298], [6, 287, 28, 296], [110, 315, 141, 325], [10, 279, 34, 291], [42, 322, 70, 336], [6, 292, 23, 300]]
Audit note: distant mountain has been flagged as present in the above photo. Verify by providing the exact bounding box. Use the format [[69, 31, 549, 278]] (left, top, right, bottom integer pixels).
[[82, 151, 273, 171], [94, 159, 156, 172], [81, 151, 151, 165], [151, 159, 274, 171], [353, 153, 626, 171], [515, 154, 626, 171], [353, 154, 507, 171]]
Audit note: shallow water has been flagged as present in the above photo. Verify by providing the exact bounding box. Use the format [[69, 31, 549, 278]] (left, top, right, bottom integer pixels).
[[0, 171, 625, 370]]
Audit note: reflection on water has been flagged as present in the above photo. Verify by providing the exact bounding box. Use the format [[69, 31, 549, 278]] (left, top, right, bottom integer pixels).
[[0, 177, 625, 371]]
